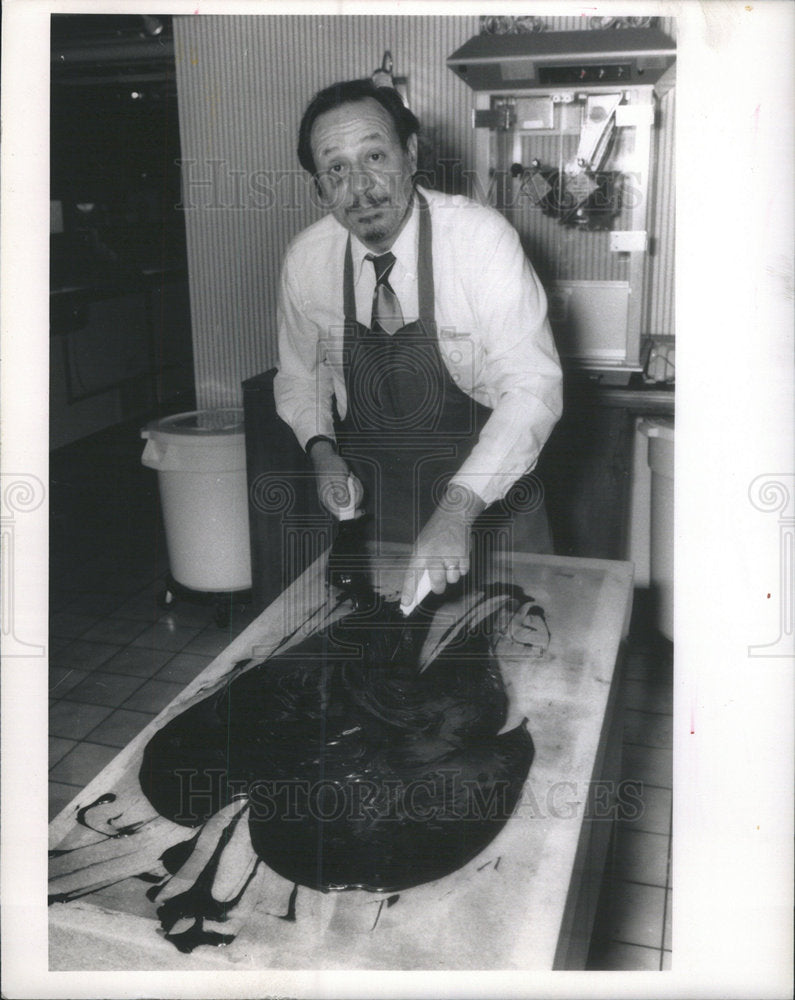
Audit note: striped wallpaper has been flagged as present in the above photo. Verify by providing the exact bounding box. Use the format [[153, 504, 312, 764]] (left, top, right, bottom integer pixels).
[[173, 15, 676, 408], [646, 86, 676, 337]]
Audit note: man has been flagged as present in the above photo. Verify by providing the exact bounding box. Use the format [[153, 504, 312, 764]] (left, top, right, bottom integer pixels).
[[274, 78, 562, 607]]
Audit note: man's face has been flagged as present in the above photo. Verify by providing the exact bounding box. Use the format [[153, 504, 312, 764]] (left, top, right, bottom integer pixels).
[[310, 98, 418, 253]]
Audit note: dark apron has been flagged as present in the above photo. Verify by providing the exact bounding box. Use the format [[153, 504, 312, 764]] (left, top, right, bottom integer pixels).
[[335, 192, 552, 561], [335, 193, 488, 549]]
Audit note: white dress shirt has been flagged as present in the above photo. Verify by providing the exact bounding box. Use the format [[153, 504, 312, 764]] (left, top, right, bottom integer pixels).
[[274, 186, 563, 507]]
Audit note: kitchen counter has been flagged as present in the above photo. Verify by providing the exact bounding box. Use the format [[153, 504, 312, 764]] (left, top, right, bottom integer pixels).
[[592, 386, 675, 415], [565, 372, 675, 416], [49, 253, 193, 448], [50, 262, 186, 302], [49, 550, 633, 972]]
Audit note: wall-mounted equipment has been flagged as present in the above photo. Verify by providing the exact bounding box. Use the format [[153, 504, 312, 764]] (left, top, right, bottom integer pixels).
[[372, 50, 410, 108], [447, 28, 675, 94], [448, 28, 675, 384]]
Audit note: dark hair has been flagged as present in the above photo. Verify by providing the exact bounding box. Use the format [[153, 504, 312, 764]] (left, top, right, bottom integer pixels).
[[297, 78, 421, 175]]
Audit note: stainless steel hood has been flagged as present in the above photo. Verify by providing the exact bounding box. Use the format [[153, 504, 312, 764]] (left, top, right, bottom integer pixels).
[[447, 28, 676, 91]]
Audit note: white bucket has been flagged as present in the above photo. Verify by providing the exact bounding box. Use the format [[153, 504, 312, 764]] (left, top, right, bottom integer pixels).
[[141, 409, 252, 593]]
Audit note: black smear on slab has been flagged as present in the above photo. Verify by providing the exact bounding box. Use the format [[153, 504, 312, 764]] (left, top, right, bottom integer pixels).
[[152, 808, 262, 953], [76, 793, 116, 827], [138, 591, 536, 942], [160, 833, 201, 874], [165, 925, 236, 953], [74, 792, 145, 837], [136, 872, 167, 884], [49, 795, 145, 863], [279, 883, 299, 922]]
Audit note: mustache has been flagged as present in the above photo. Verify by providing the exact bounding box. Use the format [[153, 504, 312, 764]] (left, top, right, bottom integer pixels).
[[346, 194, 390, 213]]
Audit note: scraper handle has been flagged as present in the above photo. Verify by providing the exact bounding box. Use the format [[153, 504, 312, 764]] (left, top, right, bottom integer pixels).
[[399, 569, 432, 617], [337, 474, 359, 522]]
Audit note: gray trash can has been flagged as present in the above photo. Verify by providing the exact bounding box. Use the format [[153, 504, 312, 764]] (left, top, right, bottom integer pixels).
[[141, 409, 252, 596]]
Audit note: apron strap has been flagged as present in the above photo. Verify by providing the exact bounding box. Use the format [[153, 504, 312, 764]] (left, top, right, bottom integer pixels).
[[415, 192, 435, 336], [342, 236, 359, 405], [343, 237, 357, 326]]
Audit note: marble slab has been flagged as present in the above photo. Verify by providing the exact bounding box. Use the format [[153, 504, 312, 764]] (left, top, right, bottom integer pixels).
[[49, 552, 633, 971]]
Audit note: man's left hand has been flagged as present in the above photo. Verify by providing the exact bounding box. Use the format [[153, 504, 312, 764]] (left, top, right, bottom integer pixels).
[[400, 484, 486, 607]]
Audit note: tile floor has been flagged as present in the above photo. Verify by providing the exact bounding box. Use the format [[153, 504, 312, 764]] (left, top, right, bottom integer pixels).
[[48, 418, 258, 820], [48, 419, 673, 971], [585, 614, 673, 972]]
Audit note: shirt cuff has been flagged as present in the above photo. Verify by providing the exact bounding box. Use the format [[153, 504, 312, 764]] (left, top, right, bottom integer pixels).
[[304, 435, 337, 456]]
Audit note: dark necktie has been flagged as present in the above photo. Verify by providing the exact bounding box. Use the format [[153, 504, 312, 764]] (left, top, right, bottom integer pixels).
[[366, 251, 404, 335]]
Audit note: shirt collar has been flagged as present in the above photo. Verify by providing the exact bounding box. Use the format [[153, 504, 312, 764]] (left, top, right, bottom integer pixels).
[[349, 190, 419, 283]]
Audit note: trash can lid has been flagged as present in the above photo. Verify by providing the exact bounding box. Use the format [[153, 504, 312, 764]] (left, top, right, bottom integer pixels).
[[142, 409, 245, 439]]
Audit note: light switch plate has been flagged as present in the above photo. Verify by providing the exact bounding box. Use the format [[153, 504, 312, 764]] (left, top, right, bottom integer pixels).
[[610, 230, 648, 252]]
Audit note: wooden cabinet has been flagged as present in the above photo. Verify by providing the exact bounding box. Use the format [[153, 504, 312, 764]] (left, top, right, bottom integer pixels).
[[242, 369, 331, 614]]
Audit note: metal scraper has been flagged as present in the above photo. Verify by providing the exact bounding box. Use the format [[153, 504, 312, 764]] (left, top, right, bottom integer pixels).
[[399, 568, 432, 618], [389, 569, 433, 663]]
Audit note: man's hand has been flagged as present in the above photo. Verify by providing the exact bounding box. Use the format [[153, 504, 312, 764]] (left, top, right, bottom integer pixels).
[[400, 483, 486, 607], [308, 440, 363, 518]]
